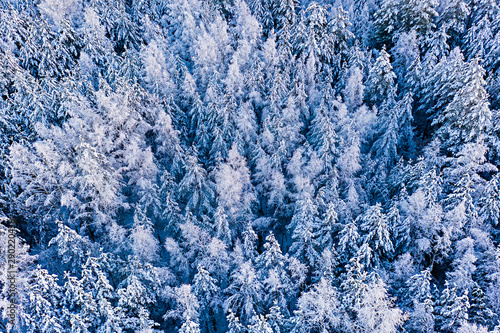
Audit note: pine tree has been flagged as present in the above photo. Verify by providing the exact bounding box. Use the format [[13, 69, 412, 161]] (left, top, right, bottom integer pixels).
[[420, 47, 464, 122], [130, 204, 159, 263], [208, 126, 227, 167], [447, 237, 477, 293], [313, 248, 338, 282], [291, 278, 343, 333], [387, 195, 411, 253], [341, 257, 369, 312], [60, 271, 97, 332], [480, 173, 500, 226], [373, 0, 438, 46], [436, 281, 470, 332], [225, 260, 263, 324], [227, 309, 245, 333], [215, 143, 255, 224], [267, 303, 286, 333], [47, 222, 93, 274], [313, 202, 338, 252], [433, 58, 491, 153], [355, 272, 404, 333], [165, 284, 200, 328], [23, 267, 64, 333], [308, 98, 339, 168], [116, 258, 157, 331], [464, 15, 492, 60], [343, 66, 365, 111], [288, 193, 320, 267], [370, 89, 399, 179], [469, 282, 495, 326], [213, 205, 232, 245], [358, 203, 394, 262], [365, 48, 397, 106], [257, 232, 287, 276], [158, 170, 182, 235], [253, 145, 287, 215], [242, 224, 259, 260], [391, 30, 420, 84], [179, 318, 202, 333], [257, 232, 290, 311], [79, 255, 124, 331], [443, 164, 480, 234], [323, 5, 354, 77], [405, 269, 436, 333], [247, 314, 273, 333], [193, 265, 221, 333], [440, 0, 470, 47], [178, 149, 215, 217], [399, 0, 438, 36], [372, 0, 399, 47], [397, 92, 416, 156], [198, 236, 231, 286], [338, 221, 360, 262]]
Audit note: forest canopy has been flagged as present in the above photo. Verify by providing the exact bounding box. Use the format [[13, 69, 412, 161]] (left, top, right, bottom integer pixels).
[[1, 0, 500, 332]]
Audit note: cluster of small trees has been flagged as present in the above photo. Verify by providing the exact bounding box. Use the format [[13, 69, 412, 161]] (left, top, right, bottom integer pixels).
[[1, 0, 500, 332]]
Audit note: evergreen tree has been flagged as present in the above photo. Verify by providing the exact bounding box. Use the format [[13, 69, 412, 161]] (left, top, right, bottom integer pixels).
[[291, 278, 343, 333], [447, 238, 477, 292], [130, 204, 159, 263], [358, 203, 394, 262], [469, 282, 495, 326], [257, 232, 290, 311], [23, 267, 64, 333], [338, 221, 360, 262], [308, 98, 339, 168], [193, 265, 221, 333], [178, 149, 216, 217], [116, 258, 158, 331], [227, 309, 245, 333], [355, 273, 404, 333], [257, 232, 287, 277], [247, 314, 273, 333], [480, 173, 500, 227], [225, 260, 263, 324], [313, 202, 338, 252], [213, 205, 232, 246], [288, 193, 320, 267], [79, 255, 124, 331], [464, 15, 492, 60], [372, 0, 399, 47], [405, 269, 436, 333], [47, 221, 93, 274], [399, 0, 438, 36], [365, 48, 397, 106], [215, 143, 255, 225], [436, 281, 470, 332], [165, 284, 201, 332], [440, 0, 470, 47], [431, 57, 491, 153]]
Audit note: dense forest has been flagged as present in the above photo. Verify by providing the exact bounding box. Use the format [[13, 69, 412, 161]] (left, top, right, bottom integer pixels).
[[1, 0, 500, 332]]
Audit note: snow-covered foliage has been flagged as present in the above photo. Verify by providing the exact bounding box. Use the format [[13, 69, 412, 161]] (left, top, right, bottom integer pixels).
[[1, 0, 500, 332]]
